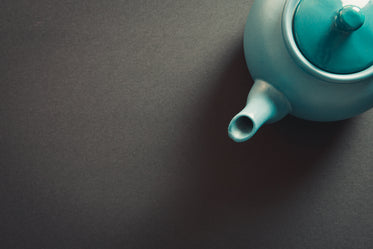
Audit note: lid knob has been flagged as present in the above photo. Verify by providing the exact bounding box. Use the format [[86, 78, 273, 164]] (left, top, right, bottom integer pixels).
[[335, 6, 365, 32]]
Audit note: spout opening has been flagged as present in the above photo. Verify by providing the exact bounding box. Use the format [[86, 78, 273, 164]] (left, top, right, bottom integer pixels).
[[228, 115, 255, 142]]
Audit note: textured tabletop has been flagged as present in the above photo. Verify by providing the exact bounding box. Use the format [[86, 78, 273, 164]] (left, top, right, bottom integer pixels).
[[0, 1, 372, 248]]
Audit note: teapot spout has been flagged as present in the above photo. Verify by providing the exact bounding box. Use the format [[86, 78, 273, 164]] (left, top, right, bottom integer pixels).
[[228, 80, 291, 142]]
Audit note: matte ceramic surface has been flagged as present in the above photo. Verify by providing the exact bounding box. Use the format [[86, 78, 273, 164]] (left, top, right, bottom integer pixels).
[[228, 0, 373, 142]]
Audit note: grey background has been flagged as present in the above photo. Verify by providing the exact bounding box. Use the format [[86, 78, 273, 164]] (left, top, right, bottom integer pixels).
[[0, 0, 372, 248]]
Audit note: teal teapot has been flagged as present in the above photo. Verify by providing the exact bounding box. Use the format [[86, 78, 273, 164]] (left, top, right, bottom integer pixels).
[[228, 0, 373, 142]]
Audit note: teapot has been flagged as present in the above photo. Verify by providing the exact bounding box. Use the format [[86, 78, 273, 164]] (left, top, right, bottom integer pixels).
[[228, 0, 373, 142]]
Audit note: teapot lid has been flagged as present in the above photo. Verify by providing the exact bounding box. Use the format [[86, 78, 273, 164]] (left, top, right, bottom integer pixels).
[[293, 0, 373, 74]]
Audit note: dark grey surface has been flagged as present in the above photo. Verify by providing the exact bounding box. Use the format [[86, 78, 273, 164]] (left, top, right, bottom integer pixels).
[[0, 0, 372, 248]]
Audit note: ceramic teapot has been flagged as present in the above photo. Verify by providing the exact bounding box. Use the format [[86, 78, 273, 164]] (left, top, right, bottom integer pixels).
[[228, 0, 373, 142]]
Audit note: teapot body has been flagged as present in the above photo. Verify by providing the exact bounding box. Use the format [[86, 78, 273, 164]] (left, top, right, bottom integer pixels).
[[244, 0, 373, 121]]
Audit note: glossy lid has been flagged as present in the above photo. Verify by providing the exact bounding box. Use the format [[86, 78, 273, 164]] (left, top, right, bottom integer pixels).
[[293, 0, 373, 74]]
